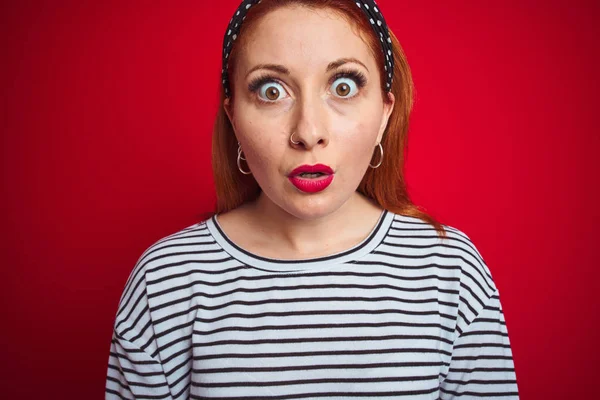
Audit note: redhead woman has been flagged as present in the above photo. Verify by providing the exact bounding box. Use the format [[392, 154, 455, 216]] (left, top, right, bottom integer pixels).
[[106, 1, 519, 398]]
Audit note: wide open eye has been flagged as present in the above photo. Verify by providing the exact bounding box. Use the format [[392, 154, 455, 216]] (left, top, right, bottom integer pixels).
[[329, 69, 367, 100], [331, 77, 359, 98], [257, 81, 288, 103], [248, 74, 290, 104]]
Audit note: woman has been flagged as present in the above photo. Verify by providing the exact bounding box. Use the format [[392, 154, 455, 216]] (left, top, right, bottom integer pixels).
[[106, 1, 519, 398]]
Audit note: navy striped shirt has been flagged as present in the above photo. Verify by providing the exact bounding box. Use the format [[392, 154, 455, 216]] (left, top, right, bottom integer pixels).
[[106, 209, 519, 399]]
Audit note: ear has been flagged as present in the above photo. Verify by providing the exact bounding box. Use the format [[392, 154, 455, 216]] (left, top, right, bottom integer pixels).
[[376, 91, 395, 144], [223, 96, 236, 133]]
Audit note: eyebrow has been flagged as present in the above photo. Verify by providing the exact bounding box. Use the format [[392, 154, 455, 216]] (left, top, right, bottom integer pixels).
[[245, 57, 369, 78]]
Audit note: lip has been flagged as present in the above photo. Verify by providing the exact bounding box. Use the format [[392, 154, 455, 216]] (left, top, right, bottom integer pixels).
[[288, 174, 334, 193], [287, 163, 335, 193], [288, 163, 334, 176]]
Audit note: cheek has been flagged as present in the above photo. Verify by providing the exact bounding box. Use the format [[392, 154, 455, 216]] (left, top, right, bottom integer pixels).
[[333, 117, 380, 159], [238, 121, 285, 177]]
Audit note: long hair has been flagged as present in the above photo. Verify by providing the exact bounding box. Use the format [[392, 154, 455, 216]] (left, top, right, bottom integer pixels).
[[209, 0, 447, 238]]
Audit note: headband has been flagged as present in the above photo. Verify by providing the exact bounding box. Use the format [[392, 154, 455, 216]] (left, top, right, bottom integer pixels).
[[221, 0, 394, 98]]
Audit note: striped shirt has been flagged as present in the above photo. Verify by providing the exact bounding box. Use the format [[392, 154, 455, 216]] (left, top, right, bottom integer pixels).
[[106, 209, 519, 399]]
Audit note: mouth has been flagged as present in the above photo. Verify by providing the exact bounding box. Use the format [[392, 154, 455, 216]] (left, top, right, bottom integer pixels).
[[294, 172, 330, 179], [288, 163, 334, 177], [287, 164, 335, 193]]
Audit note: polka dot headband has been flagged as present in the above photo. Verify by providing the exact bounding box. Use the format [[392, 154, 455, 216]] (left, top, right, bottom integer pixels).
[[221, 0, 394, 98]]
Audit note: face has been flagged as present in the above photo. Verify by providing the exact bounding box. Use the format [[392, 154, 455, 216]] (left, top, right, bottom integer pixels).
[[224, 5, 395, 220]]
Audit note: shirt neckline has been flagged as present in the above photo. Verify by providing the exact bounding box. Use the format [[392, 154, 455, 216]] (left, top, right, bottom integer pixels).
[[205, 209, 395, 272]]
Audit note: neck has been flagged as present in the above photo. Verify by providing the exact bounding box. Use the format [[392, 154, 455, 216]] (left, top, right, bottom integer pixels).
[[243, 191, 385, 257]]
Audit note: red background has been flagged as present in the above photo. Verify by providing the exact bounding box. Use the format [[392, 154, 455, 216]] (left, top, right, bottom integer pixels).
[[2, 1, 598, 398]]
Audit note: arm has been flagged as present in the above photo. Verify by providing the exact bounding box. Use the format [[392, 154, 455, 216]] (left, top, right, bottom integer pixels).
[[105, 246, 175, 399], [440, 291, 519, 399], [106, 331, 173, 400]]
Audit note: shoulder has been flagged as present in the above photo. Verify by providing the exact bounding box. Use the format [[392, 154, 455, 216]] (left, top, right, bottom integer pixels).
[[386, 212, 498, 321], [435, 222, 502, 334], [114, 220, 218, 321], [438, 221, 497, 296], [134, 219, 215, 274], [390, 212, 496, 282]]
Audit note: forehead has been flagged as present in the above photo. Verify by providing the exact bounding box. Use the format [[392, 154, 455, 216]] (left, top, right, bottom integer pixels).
[[238, 5, 376, 73]]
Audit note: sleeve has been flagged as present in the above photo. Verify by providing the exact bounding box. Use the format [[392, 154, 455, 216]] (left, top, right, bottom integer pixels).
[[106, 331, 173, 400], [105, 247, 175, 399], [439, 290, 519, 399]]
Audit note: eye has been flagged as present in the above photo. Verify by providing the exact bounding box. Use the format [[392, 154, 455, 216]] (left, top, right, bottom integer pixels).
[[248, 75, 289, 104], [329, 69, 368, 100], [259, 82, 287, 102], [331, 77, 358, 98]]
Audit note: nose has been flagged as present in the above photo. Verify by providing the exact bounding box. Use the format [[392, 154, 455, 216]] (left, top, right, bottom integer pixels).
[[289, 91, 329, 150]]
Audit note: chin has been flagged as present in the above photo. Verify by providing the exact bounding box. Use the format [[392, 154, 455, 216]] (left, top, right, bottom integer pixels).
[[284, 193, 348, 220]]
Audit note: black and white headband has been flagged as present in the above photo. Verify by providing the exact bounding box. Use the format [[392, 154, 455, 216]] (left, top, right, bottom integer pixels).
[[221, 0, 394, 98]]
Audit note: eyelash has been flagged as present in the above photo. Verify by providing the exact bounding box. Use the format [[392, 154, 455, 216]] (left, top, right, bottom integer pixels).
[[248, 68, 368, 104]]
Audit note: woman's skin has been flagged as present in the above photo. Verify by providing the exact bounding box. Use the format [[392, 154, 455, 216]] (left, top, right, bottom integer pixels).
[[220, 5, 395, 260]]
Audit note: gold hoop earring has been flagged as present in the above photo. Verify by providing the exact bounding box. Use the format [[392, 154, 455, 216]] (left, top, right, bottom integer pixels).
[[290, 132, 301, 145], [369, 142, 383, 168], [237, 142, 252, 175]]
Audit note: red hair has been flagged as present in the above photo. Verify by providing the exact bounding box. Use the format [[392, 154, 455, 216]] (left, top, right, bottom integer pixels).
[[209, 0, 447, 238]]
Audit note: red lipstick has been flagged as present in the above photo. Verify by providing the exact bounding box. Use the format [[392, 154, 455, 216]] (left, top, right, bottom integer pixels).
[[287, 163, 334, 193]]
